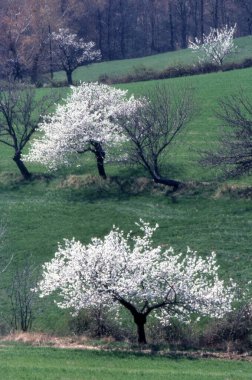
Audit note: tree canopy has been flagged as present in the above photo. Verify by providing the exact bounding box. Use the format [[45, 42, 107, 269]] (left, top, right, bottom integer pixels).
[[37, 220, 236, 344]]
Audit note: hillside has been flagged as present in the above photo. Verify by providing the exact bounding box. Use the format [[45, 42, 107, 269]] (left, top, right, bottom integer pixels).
[[0, 59, 251, 333], [53, 36, 252, 83]]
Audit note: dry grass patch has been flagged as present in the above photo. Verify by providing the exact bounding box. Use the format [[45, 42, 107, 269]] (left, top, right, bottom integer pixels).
[[213, 184, 252, 199], [2, 332, 252, 362], [1, 332, 100, 350]]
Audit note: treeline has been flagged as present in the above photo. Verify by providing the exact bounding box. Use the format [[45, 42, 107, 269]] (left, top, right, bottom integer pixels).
[[76, 0, 252, 59], [0, 0, 252, 82]]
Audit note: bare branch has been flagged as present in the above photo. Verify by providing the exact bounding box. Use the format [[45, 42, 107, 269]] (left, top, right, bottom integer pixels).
[[121, 84, 195, 190], [201, 92, 252, 178], [0, 78, 60, 179]]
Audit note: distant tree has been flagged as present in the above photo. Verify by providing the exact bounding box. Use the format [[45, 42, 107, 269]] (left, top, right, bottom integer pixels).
[[24, 82, 143, 179], [238, 0, 252, 35], [52, 28, 101, 85], [36, 220, 236, 344], [0, 223, 12, 273], [9, 257, 38, 332], [0, 0, 31, 80], [0, 80, 59, 179], [0, 0, 85, 83], [175, 0, 190, 49], [201, 93, 252, 178], [189, 24, 237, 66], [119, 84, 194, 190]]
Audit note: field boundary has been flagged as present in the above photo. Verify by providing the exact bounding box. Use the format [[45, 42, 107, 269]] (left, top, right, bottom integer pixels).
[[1, 332, 252, 362]]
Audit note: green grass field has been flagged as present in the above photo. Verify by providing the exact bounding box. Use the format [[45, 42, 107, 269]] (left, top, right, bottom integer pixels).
[[0, 345, 251, 380], [0, 39, 251, 336], [53, 35, 252, 83]]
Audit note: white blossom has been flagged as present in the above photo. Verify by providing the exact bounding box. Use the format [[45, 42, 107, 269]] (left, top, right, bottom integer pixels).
[[37, 220, 236, 335], [189, 25, 237, 66], [24, 82, 145, 171], [52, 28, 101, 84]]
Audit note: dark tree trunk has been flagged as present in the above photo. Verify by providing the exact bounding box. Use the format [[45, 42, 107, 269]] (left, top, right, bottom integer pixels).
[[92, 141, 107, 179], [169, 4, 175, 50], [119, 0, 126, 58], [200, 0, 204, 42], [153, 175, 181, 190], [213, 0, 219, 28], [97, 10, 103, 54], [107, 0, 113, 60], [13, 152, 32, 180], [117, 298, 148, 344], [66, 70, 73, 85], [181, 18, 187, 49], [134, 313, 147, 344], [192, 0, 199, 39], [152, 165, 181, 190], [9, 43, 23, 80], [49, 24, 54, 80], [30, 54, 40, 85]]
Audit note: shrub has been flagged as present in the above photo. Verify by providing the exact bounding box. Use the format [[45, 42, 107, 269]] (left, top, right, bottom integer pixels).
[[69, 307, 135, 341], [200, 304, 252, 352], [98, 58, 252, 85]]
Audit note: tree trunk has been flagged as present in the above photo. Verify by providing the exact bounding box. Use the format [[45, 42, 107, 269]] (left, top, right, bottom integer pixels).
[[30, 54, 39, 85], [200, 0, 204, 42], [213, 0, 219, 29], [66, 70, 73, 85], [152, 166, 181, 190], [153, 175, 181, 190], [134, 313, 147, 344], [13, 152, 32, 180], [48, 24, 54, 80], [169, 4, 175, 50], [92, 142, 107, 179]]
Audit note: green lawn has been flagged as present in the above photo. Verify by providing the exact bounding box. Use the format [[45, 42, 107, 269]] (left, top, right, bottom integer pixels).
[[0, 345, 251, 380], [0, 176, 251, 333], [0, 50, 251, 334], [53, 35, 252, 83]]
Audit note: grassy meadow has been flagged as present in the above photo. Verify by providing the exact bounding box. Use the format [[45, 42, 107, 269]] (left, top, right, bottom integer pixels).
[[53, 35, 252, 83], [0, 344, 251, 380], [0, 37, 251, 340]]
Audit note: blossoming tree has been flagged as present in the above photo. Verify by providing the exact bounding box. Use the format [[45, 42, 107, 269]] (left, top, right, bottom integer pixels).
[[189, 25, 237, 66], [37, 221, 236, 344], [52, 28, 101, 85], [24, 82, 143, 179]]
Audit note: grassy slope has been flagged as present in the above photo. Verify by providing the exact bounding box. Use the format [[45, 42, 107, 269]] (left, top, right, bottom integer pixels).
[[0, 50, 251, 333], [119, 68, 252, 183], [53, 35, 252, 83], [0, 345, 251, 380]]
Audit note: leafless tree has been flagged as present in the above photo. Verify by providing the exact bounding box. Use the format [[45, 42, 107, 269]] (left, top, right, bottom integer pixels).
[[0, 79, 59, 179], [8, 257, 38, 332], [201, 93, 252, 178], [0, 222, 12, 273], [121, 84, 194, 190]]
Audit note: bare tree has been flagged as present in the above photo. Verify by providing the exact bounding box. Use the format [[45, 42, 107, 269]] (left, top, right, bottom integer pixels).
[[0, 222, 12, 273], [201, 93, 252, 178], [9, 257, 38, 332], [0, 79, 59, 179], [175, 0, 190, 48], [121, 84, 194, 190]]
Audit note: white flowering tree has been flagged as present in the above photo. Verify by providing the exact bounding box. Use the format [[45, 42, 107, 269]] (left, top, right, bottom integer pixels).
[[189, 25, 237, 66], [52, 28, 101, 85], [24, 82, 144, 179], [37, 221, 236, 344]]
